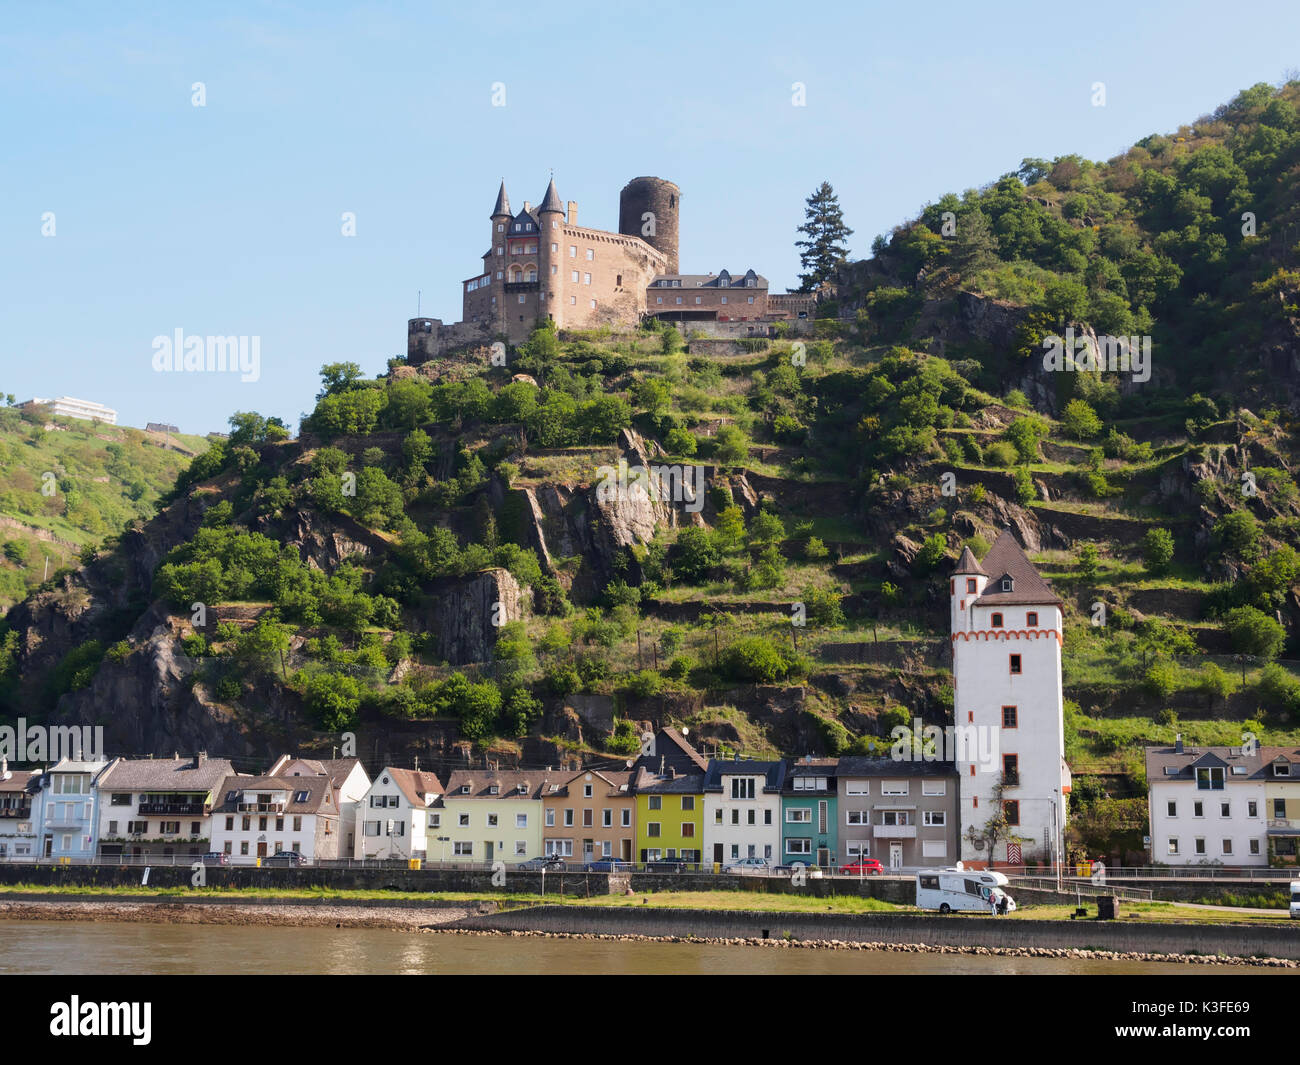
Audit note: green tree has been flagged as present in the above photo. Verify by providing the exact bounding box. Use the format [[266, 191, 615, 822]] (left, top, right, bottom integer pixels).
[[1060, 399, 1102, 440], [796, 181, 854, 292], [1223, 605, 1285, 660], [1141, 528, 1175, 574]]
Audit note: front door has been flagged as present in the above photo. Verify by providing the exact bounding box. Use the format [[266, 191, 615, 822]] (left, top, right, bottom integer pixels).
[[817, 847, 829, 867], [43, 837, 52, 857], [583, 840, 594, 864], [256, 841, 267, 858], [889, 842, 903, 869], [484, 840, 494, 861], [713, 843, 723, 864]]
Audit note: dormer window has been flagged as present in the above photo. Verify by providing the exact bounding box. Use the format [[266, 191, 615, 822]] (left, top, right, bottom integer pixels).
[[1275, 761, 1292, 777], [294, 790, 308, 803], [460, 785, 471, 794], [1001, 577, 1013, 592], [488, 785, 500, 795]]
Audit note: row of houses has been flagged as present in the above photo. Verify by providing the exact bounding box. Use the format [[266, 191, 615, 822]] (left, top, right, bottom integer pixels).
[[0, 731, 961, 870], [1145, 739, 1300, 866]]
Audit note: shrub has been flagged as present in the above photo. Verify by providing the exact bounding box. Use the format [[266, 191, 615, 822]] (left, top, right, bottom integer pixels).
[[665, 427, 698, 456], [984, 442, 1017, 467], [1060, 399, 1102, 440], [721, 636, 792, 683], [625, 669, 663, 697], [1142, 528, 1175, 573], [1223, 605, 1286, 660], [303, 672, 362, 731]]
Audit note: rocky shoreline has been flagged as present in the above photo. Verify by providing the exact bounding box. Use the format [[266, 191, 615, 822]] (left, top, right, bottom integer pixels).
[[426, 926, 1299, 968]]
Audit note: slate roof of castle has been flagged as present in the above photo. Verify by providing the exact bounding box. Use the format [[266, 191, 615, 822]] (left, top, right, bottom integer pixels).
[[952, 546, 983, 575], [969, 530, 1062, 607], [652, 269, 766, 289], [492, 180, 511, 217], [539, 177, 565, 214]]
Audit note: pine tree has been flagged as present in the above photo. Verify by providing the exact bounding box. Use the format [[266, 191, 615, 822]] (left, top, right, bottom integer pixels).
[[949, 209, 1000, 278], [796, 182, 854, 292]]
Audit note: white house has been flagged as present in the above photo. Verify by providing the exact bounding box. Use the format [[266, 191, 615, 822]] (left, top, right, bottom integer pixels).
[[94, 753, 235, 861], [269, 755, 370, 859], [0, 760, 39, 860], [355, 768, 443, 859], [702, 759, 786, 866], [1145, 739, 1270, 866], [950, 532, 1070, 866], [39, 758, 116, 861], [209, 775, 339, 864]]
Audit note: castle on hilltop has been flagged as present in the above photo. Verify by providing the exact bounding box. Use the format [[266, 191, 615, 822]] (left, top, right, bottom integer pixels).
[[408, 175, 814, 360]]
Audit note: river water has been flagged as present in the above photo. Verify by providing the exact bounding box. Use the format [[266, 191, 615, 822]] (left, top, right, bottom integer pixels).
[[0, 920, 1279, 975]]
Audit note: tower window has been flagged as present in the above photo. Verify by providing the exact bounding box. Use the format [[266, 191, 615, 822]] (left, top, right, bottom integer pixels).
[[1002, 755, 1019, 786], [1003, 801, 1020, 826], [616, 274, 622, 287], [1002, 706, 1017, 728], [991, 613, 1003, 627], [1009, 654, 1022, 675], [1026, 612, 1038, 627], [966, 579, 976, 593]]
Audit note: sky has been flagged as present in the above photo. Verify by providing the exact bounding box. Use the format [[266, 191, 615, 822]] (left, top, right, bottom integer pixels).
[[2, 0, 1299, 436]]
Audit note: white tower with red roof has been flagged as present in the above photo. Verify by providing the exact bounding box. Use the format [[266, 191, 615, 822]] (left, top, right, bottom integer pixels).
[[950, 531, 1070, 866]]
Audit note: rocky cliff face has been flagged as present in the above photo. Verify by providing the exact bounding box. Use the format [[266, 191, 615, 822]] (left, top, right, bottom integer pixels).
[[437, 567, 523, 665]]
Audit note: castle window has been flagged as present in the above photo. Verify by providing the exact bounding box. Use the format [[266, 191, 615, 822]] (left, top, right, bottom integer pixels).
[[590, 299, 596, 309], [966, 579, 976, 593], [1002, 754, 1019, 786], [496, 271, 503, 280], [747, 296, 754, 303], [656, 297, 663, 304], [584, 273, 591, 285], [1009, 654, 1022, 675], [518, 295, 526, 304], [1026, 611, 1038, 627], [551, 265, 557, 275], [695, 297, 701, 304], [1002, 706, 1017, 728], [1003, 801, 1020, 826], [497, 224, 503, 232], [991, 612, 1003, 628], [571, 270, 579, 282], [551, 243, 558, 252], [747, 278, 756, 286], [569, 246, 576, 257], [496, 247, 503, 255], [675, 297, 682, 304], [721, 296, 728, 304], [586, 249, 594, 261], [616, 274, 622, 287], [570, 296, 576, 305], [527, 269, 536, 282]]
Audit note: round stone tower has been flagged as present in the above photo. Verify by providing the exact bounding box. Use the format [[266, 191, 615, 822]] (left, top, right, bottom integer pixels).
[[619, 176, 680, 274]]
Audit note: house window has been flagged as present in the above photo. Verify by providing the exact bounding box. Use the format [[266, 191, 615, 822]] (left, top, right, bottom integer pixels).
[[1220, 802, 1230, 818], [695, 296, 702, 304], [681, 796, 695, 811], [1003, 801, 1020, 826], [730, 778, 756, 800], [1193, 801, 1203, 817], [1167, 838, 1179, 855], [1167, 801, 1177, 817], [111, 793, 130, 806], [1002, 755, 1019, 786], [590, 299, 596, 309], [991, 613, 1003, 627], [571, 270, 579, 282], [585, 248, 594, 260], [648, 796, 662, 810], [880, 781, 908, 796], [1249, 839, 1261, 855], [1222, 839, 1233, 855], [922, 780, 946, 796], [515, 841, 528, 856], [1274, 798, 1286, 818], [602, 809, 612, 827], [621, 809, 631, 827], [1026, 611, 1039, 626], [487, 814, 499, 828], [1194, 838, 1206, 855], [1001, 578, 1012, 591], [1002, 706, 1017, 728], [845, 811, 868, 825], [458, 814, 469, 827], [923, 811, 945, 826], [582, 810, 593, 827], [1195, 767, 1225, 791], [845, 782, 868, 796], [786, 838, 811, 854], [1248, 800, 1258, 818], [681, 823, 695, 838], [583, 784, 593, 798], [454, 842, 473, 856], [647, 823, 661, 838], [1009, 654, 1022, 675], [564, 809, 574, 827], [516, 813, 528, 829], [721, 296, 728, 304], [545, 808, 555, 827], [731, 809, 739, 825], [551, 242, 557, 252], [787, 808, 812, 823]]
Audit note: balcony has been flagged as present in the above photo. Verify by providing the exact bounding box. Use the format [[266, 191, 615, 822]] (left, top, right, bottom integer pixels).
[[504, 280, 539, 294], [0, 807, 31, 819], [1268, 818, 1297, 830], [872, 824, 917, 839], [138, 801, 205, 816], [237, 802, 284, 814]]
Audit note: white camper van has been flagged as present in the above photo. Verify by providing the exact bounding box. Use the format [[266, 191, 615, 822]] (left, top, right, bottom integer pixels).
[[1290, 880, 1300, 919], [916, 868, 1017, 914]]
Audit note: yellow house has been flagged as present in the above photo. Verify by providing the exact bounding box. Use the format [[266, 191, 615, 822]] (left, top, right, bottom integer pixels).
[[430, 769, 553, 864], [633, 768, 705, 865]]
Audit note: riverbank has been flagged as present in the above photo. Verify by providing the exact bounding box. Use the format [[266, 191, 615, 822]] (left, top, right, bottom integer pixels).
[[0, 897, 474, 930]]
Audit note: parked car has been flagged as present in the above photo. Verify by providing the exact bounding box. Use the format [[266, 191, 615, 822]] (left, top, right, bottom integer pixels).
[[645, 858, 691, 872], [841, 859, 884, 876], [263, 851, 307, 867], [518, 856, 567, 871], [199, 852, 229, 866], [583, 858, 631, 872], [722, 857, 772, 874]]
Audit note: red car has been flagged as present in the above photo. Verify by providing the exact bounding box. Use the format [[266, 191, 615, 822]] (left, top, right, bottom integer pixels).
[[841, 859, 883, 876]]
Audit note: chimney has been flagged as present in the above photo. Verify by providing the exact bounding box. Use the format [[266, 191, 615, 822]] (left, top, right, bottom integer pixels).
[[659, 755, 665, 776], [1175, 733, 1183, 754], [195, 751, 207, 767], [523, 200, 531, 213], [567, 200, 577, 226]]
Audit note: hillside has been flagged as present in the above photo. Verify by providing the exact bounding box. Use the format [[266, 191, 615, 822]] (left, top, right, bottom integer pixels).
[[0, 404, 209, 611], [5, 80, 1300, 860]]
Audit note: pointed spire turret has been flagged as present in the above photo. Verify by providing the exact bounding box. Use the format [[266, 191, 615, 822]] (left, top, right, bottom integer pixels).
[[491, 180, 511, 218], [539, 176, 564, 215]]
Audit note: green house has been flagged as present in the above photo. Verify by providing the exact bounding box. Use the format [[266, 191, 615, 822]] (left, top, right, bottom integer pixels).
[[781, 758, 838, 870]]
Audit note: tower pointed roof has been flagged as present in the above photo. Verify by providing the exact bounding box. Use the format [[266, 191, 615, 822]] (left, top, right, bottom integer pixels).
[[538, 176, 564, 214], [971, 530, 1061, 606], [952, 545, 984, 576], [491, 180, 511, 218]]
